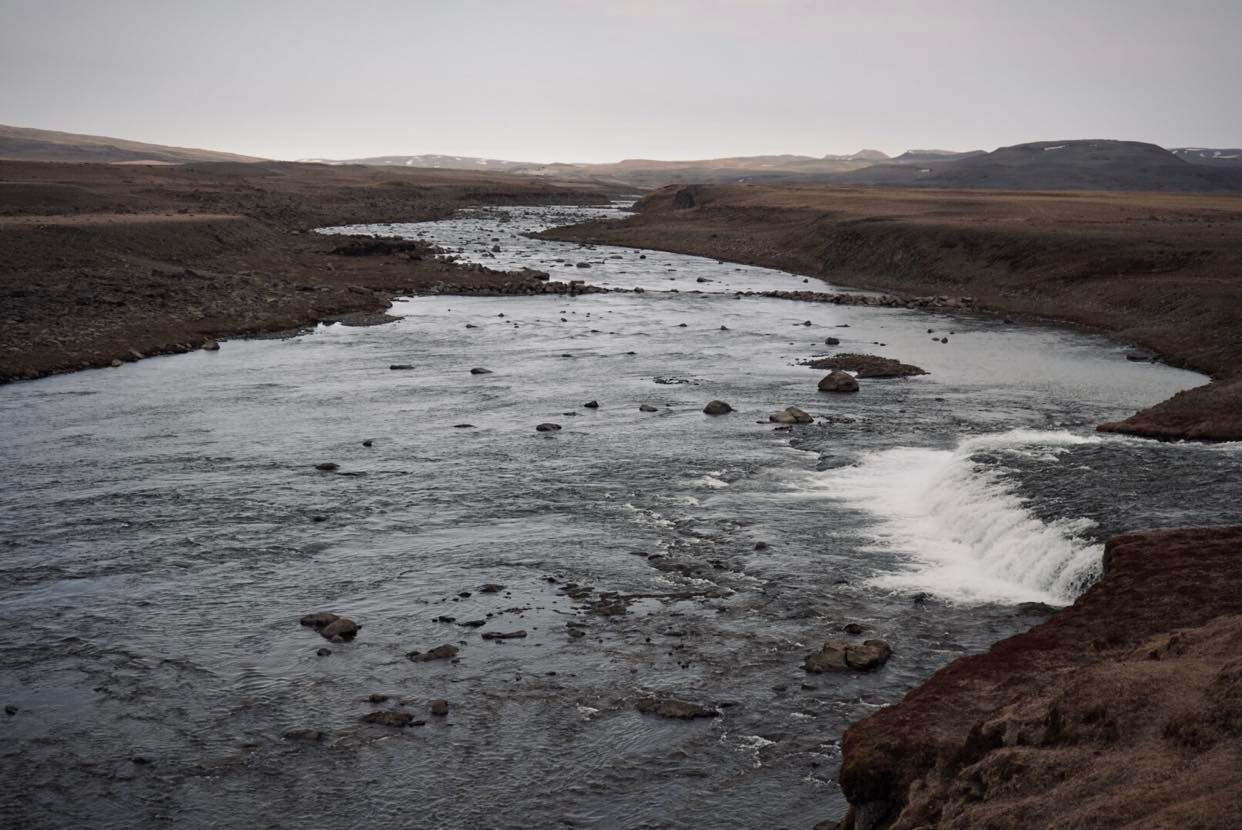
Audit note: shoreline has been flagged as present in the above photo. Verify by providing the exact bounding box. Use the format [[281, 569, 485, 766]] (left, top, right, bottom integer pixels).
[[0, 160, 618, 384], [538, 183, 1242, 442]]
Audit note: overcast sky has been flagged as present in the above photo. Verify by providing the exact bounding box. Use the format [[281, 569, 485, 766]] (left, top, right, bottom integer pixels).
[[2, 0, 1239, 162]]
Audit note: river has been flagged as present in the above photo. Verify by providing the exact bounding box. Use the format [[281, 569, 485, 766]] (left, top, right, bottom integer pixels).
[[2, 203, 1239, 829]]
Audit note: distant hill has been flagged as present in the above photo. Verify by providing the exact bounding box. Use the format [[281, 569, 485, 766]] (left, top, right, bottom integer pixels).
[[819, 140, 1242, 191], [823, 149, 890, 162], [890, 149, 986, 163], [1170, 148, 1242, 168], [298, 153, 532, 172], [0, 124, 264, 164]]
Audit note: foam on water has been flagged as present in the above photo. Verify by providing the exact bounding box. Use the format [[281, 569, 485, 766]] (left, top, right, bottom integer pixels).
[[805, 430, 1105, 605]]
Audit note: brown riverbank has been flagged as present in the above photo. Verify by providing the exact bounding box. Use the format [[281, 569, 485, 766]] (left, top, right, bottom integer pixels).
[[540, 183, 1242, 441], [828, 526, 1242, 830], [0, 160, 615, 382]]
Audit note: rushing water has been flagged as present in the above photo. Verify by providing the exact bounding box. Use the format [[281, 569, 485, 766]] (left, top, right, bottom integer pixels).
[[2, 204, 1239, 829]]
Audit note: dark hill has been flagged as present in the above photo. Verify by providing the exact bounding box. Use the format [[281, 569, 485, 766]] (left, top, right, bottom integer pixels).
[[826, 139, 1242, 191], [0, 124, 263, 164]]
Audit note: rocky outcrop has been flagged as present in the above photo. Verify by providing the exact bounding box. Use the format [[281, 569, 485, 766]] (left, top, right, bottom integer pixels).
[[805, 354, 927, 379], [769, 406, 813, 424], [835, 526, 1242, 830]]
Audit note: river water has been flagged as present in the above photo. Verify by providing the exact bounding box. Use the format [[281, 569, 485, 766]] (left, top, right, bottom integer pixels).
[[2, 203, 1239, 829]]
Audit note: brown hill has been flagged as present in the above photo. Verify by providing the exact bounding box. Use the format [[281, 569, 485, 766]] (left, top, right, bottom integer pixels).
[[0, 124, 264, 164]]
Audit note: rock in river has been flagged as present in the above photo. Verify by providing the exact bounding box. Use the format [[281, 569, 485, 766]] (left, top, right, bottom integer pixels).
[[469, 367, 493, 375], [703, 400, 733, 416], [636, 697, 720, 719], [769, 406, 813, 424], [407, 644, 459, 662], [535, 423, 562, 432], [320, 617, 359, 641], [804, 639, 892, 673], [361, 711, 421, 728], [430, 699, 450, 716], [818, 371, 860, 394], [314, 462, 340, 472], [481, 630, 528, 640]]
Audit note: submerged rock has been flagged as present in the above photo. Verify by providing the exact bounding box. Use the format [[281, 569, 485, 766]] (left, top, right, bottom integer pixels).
[[804, 639, 892, 673], [818, 371, 860, 394], [430, 699, 450, 716], [361, 711, 421, 728], [535, 422, 562, 432], [314, 462, 340, 472], [469, 367, 493, 375], [636, 697, 720, 719], [639, 404, 658, 412], [389, 364, 414, 370], [481, 630, 527, 640], [300, 612, 340, 629], [407, 644, 459, 662], [703, 400, 733, 416]]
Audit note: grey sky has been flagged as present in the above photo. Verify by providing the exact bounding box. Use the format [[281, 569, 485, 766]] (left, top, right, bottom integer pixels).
[[2, 0, 1239, 162]]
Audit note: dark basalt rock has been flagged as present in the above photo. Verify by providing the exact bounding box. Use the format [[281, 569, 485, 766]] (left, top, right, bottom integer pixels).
[[804, 639, 892, 673], [635, 697, 719, 719], [818, 371, 860, 393], [703, 400, 733, 416], [407, 644, 459, 662]]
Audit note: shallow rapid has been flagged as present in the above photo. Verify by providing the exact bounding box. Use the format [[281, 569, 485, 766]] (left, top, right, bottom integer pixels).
[[2, 204, 1238, 829]]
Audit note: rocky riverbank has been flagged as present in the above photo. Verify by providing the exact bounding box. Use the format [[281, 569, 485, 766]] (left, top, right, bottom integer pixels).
[[539, 183, 1242, 441], [0, 160, 616, 382], [826, 526, 1242, 830]]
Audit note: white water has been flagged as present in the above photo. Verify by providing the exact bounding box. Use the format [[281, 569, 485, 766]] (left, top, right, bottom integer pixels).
[[799, 430, 1106, 605]]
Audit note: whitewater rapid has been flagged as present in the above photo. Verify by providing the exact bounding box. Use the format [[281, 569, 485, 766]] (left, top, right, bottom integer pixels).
[[792, 430, 1107, 605]]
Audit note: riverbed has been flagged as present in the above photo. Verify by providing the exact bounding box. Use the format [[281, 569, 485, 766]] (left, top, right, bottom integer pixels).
[[2, 203, 1238, 829]]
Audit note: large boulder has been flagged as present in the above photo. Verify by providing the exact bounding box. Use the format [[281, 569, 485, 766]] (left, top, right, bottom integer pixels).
[[818, 370, 860, 394], [703, 400, 733, 416], [804, 639, 892, 673]]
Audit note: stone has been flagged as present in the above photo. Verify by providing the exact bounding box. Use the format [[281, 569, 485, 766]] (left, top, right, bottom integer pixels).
[[407, 644, 459, 662], [314, 462, 340, 472], [362, 439, 373, 447], [583, 400, 599, 409], [754, 542, 770, 551], [481, 630, 528, 640], [703, 400, 733, 416], [818, 371, 860, 393], [320, 617, 359, 642], [479, 583, 505, 593], [843, 623, 866, 635], [639, 404, 658, 412], [430, 699, 449, 716], [769, 406, 812, 425], [282, 729, 324, 742], [389, 364, 414, 370], [202, 340, 220, 351], [300, 612, 340, 629], [368, 693, 389, 703], [824, 337, 841, 346], [361, 711, 419, 728], [635, 697, 719, 719], [804, 639, 892, 673], [316, 647, 332, 657], [469, 367, 493, 375], [535, 423, 562, 432]]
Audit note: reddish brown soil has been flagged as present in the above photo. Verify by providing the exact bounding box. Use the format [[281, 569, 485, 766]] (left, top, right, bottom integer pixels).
[[542, 183, 1242, 441], [0, 160, 614, 381], [832, 527, 1242, 830]]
